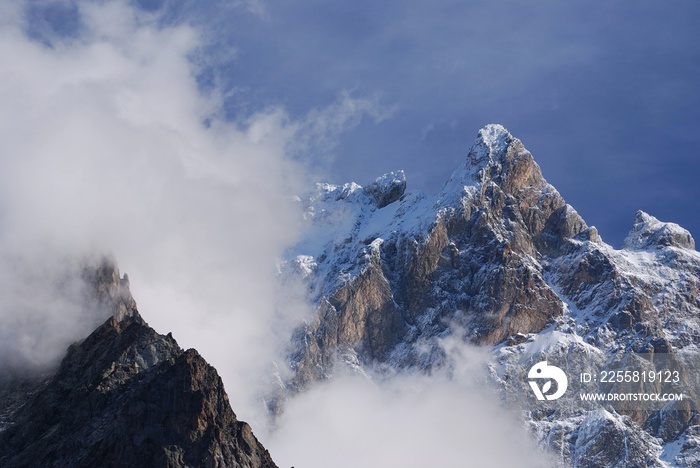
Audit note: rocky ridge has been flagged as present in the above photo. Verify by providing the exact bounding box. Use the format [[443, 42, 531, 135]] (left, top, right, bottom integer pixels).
[[280, 124, 700, 467], [0, 259, 277, 468]]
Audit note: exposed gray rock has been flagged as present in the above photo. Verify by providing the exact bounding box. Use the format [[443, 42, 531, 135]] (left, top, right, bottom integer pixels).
[[572, 410, 664, 468], [645, 400, 696, 443], [81, 255, 138, 321]]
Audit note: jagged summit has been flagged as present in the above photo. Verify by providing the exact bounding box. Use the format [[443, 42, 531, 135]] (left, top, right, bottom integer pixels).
[[309, 124, 546, 217], [623, 210, 696, 250], [468, 123, 515, 168], [438, 124, 551, 211], [286, 124, 590, 386], [82, 255, 139, 322], [0, 260, 278, 468]]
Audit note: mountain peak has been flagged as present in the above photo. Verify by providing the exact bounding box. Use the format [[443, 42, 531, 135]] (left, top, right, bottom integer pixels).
[[635, 210, 656, 224], [0, 258, 278, 467], [0, 295, 277, 468], [468, 123, 515, 168], [623, 210, 696, 250], [364, 170, 406, 208], [439, 123, 546, 205], [284, 124, 700, 465]]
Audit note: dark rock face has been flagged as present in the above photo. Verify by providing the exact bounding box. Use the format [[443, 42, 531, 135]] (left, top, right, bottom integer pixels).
[[0, 261, 277, 468]]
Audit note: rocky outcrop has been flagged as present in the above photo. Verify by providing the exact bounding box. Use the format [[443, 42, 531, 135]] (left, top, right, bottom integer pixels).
[[364, 170, 406, 208], [81, 255, 139, 321], [623, 210, 696, 251], [572, 410, 664, 468], [0, 259, 277, 468]]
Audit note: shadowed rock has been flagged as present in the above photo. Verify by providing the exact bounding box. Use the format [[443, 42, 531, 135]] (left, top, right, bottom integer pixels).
[[364, 170, 406, 208], [0, 260, 277, 468]]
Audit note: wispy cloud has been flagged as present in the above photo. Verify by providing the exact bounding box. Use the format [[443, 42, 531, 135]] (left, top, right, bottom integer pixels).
[[288, 90, 396, 175]]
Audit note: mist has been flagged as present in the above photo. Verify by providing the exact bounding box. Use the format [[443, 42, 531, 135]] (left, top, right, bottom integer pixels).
[[1, 1, 552, 465], [266, 337, 555, 468]]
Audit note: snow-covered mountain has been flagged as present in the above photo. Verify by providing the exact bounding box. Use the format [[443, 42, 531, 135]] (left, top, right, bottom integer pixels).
[[279, 124, 700, 467]]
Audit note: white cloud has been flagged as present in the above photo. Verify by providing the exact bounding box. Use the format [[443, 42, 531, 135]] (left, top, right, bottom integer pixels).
[[0, 1, 304, 405], [0, 0, 397, 417], [265, 339, 555, 468]]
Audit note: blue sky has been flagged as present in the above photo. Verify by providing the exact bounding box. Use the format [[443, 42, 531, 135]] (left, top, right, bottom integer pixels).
[[23, 0, 700, 245]]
